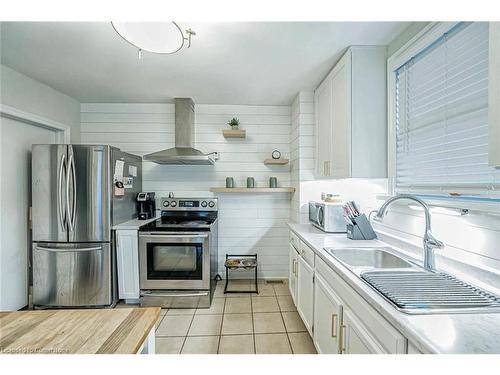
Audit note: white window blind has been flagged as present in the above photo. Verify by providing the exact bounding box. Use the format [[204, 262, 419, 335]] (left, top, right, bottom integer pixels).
[[395, 22, 499, 195]]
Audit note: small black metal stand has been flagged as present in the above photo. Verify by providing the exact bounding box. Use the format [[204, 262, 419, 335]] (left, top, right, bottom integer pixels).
[[224, 254, 258, 294]]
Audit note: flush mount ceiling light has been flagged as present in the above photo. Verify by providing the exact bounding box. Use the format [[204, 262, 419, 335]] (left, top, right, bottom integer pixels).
[[111, 22, 195, 58]]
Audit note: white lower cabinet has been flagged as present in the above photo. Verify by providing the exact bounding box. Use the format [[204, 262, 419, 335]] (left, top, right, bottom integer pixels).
[[289, 244, 299, 304], [289, 232, 408, 354], [315, 256, 407, 354], [407, 342, 423, 354], [296, 255, 314, 335], [341, 308, 384, 354], [116, 229, 140, 301], [313, 274, 342, 353]]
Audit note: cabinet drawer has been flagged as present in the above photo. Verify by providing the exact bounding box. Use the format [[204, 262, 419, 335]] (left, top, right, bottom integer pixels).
[[299, 240, 315, 268], [316, 256, 406, 354], [289, 231, 300, 251]]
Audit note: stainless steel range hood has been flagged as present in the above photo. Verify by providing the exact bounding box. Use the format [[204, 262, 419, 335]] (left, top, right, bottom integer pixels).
[[143, 98, 218, 165]]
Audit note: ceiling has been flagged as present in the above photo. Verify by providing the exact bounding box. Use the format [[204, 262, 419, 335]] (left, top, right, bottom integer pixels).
[[0, 22, 410, 105]]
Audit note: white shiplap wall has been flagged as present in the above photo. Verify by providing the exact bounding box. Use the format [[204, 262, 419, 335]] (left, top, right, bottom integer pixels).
[[81, 103, 292, 278], [290, 91, 315, 223]]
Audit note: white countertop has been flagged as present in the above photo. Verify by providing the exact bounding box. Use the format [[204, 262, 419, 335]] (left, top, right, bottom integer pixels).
[[288, 222, 500, 354], [112, 215, 159, 230]]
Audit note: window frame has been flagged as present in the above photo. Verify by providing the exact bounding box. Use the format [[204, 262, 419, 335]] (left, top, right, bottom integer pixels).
[[386, 21, 489, 197]]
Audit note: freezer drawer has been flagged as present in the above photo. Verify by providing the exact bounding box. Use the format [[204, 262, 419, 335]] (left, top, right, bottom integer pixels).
[[33, 242, 114, 307]]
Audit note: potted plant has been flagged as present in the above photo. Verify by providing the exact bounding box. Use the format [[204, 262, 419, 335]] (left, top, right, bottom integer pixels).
[[227, 117, 240, 130]]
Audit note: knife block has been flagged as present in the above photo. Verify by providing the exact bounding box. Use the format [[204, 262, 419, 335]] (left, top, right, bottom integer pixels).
[[346, 214, 377, 240]]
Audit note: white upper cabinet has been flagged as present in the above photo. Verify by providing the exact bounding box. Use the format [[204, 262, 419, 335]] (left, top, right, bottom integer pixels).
[[314, 46, 388, 178], [315, 73, 334, 177]]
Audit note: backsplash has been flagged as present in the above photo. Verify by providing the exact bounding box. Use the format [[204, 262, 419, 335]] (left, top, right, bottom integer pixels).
[[295, 175, 500, 279], [81, 103, 292, 278], [297, 179, 389, 223], [373, 205, 500, 277]]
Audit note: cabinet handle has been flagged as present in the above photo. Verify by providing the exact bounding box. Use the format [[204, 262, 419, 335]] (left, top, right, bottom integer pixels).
[[323, 161, 327, 176], [331, 314, 338, 338], [339, 324, 346, 353], [292, 259, 297, 275], [326, 161, 331, 176]]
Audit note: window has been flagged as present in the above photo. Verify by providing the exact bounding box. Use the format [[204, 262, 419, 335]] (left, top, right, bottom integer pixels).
[[393, 22, 499, 197]]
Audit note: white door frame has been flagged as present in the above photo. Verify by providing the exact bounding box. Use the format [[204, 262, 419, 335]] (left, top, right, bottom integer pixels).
[[0, 104, 71, 143], [0, 104, 71, 310]]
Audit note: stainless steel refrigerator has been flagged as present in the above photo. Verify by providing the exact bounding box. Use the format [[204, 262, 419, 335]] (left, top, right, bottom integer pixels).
[[31, 145, 142, 308]]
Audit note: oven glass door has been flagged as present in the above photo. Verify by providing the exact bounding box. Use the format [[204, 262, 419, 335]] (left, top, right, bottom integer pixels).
[[147, 242, 202, 280], [139, 232, 210, 290]]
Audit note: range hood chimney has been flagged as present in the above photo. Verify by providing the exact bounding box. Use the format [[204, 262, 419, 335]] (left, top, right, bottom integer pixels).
[[143, 98, 218, 165]]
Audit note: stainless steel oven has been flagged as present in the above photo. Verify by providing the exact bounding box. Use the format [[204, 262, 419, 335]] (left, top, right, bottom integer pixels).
[[137, 197, 219, 309], [139, 231, 210, 290]]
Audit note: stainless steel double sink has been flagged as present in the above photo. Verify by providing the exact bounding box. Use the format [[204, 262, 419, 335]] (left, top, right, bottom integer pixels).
[[326, 247, 415, 271], [325, 247, 500, 314]]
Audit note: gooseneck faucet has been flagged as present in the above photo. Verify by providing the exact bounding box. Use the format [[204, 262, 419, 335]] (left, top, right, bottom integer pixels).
[[373, 194, 444, 271]]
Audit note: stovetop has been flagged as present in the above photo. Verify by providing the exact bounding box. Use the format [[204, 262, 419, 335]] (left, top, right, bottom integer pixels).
[[139, 197, 218, 232], [140, 217, 217, 232]]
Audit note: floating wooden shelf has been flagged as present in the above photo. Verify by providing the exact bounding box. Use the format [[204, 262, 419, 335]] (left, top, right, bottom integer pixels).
[[210, 187, 295, 193], [264, 158, 289, 165], [222, 129, 246, 138]]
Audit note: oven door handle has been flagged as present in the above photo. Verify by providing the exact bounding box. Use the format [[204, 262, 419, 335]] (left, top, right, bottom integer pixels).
[[139, 233, 209, 238], [140, 291, 209, 298]]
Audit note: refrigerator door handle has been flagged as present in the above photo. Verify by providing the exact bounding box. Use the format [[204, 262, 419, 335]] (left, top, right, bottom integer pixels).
[[35, 245, 103, 253], [70, 153, 77, 229], [58, 153, 66, 230], [66, 153, 75, 232]]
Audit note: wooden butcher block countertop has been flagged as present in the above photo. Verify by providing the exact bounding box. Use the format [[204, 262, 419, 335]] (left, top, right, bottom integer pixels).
[[0, 307, 160, 354]]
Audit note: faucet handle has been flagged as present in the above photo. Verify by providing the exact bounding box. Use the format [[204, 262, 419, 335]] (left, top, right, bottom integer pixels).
[[372, 210, 385, 222], [425, 230, 444, 249]]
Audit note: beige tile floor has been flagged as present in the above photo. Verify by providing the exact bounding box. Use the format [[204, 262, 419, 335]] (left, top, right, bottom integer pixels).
[[151, 280, 317, 354]]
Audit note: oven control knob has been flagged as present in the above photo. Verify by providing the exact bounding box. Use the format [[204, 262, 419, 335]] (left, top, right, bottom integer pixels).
[[201, 201, 208, 208], [170, 201, 177, 207], [208, 201, 215, 208], [163, 201, 170, 207]]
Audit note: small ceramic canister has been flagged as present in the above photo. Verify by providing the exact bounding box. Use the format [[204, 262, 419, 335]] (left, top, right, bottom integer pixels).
[[247, 177, 255, 188], [269, 177, 278, 188], [226, 177, 235, 188]]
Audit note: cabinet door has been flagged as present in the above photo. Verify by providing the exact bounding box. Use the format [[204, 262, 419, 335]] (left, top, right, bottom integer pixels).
[[313, 274, 342, 354], [315, 76, 333, 177], [341, 309, 384, 354], [116, 229, 140, 300], [289, 245, 298, 304], [296, 255, 314, 335], [330, 52, 351, 178]]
